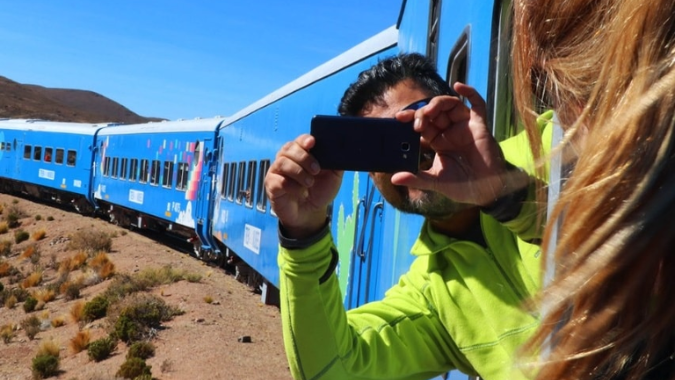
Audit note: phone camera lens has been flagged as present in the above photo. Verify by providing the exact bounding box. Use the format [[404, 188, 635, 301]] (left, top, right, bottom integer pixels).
[[401, 142, 411, 152]]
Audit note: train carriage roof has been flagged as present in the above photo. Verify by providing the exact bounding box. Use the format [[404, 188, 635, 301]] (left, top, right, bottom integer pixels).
[[0, 119, 117, 135], [95, 116, 227, 135], [224, 26, 398, 125]]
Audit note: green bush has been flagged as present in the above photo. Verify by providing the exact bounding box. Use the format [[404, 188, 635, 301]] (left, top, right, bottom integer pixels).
[[31, 354, 59, 379], [14, 230, 29, 244], [110, 293, 182, 343], [126, 341, 155, 360], [83, 295, 109, 321], [87, 337, 117, 362], [116, 357, 151, 379], [23, 296, 38, 313]]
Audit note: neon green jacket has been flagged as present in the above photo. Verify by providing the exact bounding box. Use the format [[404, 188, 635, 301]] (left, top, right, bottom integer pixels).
[[278, 112, 553, 380]]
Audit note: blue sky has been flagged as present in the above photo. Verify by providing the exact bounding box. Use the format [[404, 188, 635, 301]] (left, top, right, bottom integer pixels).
[[0, 1, 401, 120]]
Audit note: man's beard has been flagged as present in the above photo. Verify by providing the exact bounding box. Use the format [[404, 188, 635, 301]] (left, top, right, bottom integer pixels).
[[390, 185, 469, 218]]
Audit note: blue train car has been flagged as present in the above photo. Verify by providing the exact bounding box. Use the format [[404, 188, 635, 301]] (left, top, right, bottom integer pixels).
[[205, 27, 399, 303], [92, 118, 224, 246], [0, 118, 113, 212]]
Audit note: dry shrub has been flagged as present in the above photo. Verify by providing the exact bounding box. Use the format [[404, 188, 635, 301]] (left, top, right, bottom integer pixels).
[[58, 252, 88, 275], [0, 240, 12, 256], [36, 339, 60, 358], [69, 330, 90, 354], [89, 252, 115, 279], [59, 279, 84, 300], [70, 300, 85, 323], [67, 230, 112, 254], [51, 315, 66, 328], [0, 204, 4, 214], [31, 229, 46, 241], [33, 288, 56, 304], [21, 315, 41, 340], [4, 294, 17, 309], [203, 296, 213, 304], [21, 271, 42, 289], [1, 324, 15, 344], [0, 222, 8, 234], [0, 261, 13, 277], [20, 244, 36, 260], [5, 204, 23, 229]]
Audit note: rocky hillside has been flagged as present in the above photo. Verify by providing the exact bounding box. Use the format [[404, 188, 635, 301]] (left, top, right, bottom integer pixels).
[[0, 76, 164, 123]]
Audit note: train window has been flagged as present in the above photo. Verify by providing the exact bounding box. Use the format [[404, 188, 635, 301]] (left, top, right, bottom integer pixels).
[[103, 157, 111, 176], [447, 29, 470, 95], [176, 162, 188, 190], [256, 159, 271, 212], [33, 146, 42, 161], [150, 160, 160, 185], [235, 161, 246, 204], [4, 142, 9, 151], [44, 147, 53, 163], [139, 159, 149, 183], [120, 158, 128, 180], [1, 142, 4, 150], [129, 159, 138, 181], [427, 0, 441, 64], [23, 145, 31, 160], [227, 162, 236, 201], [112, 157, 119, 178], [67, 150, 76, 166], [55, 149, 64, 164], [220, 162, 230, 198], [162, 161, 174, 188], [245, 160, 256, 207]]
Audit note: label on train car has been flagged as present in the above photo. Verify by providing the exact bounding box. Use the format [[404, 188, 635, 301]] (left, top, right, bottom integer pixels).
[[129, 189, 144, 205], [243, 224, 261, 254], [38, 169, 55, 180]]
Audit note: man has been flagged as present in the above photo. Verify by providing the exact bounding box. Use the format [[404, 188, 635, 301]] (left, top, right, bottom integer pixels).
[[265, 53, 544, 380]]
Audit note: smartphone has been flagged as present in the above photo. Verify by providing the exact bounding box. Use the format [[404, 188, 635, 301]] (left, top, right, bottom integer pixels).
[[310, 115, 420, 173]]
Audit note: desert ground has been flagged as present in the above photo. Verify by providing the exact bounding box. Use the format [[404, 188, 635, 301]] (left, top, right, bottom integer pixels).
[[0, 193, 292, 380]]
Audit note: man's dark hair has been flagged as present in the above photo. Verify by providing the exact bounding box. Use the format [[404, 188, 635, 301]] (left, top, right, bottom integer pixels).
[[338, 53, 453, 116]]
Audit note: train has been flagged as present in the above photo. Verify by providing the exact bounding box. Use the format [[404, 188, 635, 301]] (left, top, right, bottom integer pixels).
[[0, 1, 528, 379]]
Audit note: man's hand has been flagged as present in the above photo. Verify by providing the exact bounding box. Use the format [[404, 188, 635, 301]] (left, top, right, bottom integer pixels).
[[264, 134, 343, 239], [391, 83, 511, 206]]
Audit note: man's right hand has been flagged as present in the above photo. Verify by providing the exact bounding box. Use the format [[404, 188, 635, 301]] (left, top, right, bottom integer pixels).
[[264, 134, 343, 239]]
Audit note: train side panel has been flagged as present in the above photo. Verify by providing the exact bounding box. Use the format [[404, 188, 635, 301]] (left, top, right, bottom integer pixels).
[[211, 30, 399, 297], [92, 119, 222, 239], [0, 119, 106, 211]]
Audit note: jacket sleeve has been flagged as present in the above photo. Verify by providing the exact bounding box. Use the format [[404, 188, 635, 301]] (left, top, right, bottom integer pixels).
[[278, 230, 461, 380], [490, 111, 554, 243]]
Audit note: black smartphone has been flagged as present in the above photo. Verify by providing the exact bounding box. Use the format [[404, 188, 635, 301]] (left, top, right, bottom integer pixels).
[[310, 115, 420, 173]]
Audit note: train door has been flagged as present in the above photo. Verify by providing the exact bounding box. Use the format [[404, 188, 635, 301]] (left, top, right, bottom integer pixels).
[[1, 135, 19, 178], [193, 138, 221, 257], [345, 178, 384, 309]]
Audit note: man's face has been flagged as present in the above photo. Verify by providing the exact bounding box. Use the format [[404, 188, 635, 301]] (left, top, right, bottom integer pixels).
[[359, 79, 469, 218]]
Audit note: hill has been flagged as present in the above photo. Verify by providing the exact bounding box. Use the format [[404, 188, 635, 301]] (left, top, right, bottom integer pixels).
[[0, 76, 164, 123], [0, 194, 291, 380]]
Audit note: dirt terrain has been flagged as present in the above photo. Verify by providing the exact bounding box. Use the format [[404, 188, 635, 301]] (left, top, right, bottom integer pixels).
[[0, 193, 292, 380]]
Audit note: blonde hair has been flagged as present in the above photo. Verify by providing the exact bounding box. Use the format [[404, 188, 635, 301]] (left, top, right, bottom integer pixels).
[[513, 0, 675, 378]]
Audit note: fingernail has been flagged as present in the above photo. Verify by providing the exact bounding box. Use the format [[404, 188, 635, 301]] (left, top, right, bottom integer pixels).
[[305, 177, 314, 186], [311, 162, 320, 173], [414, 117, 421, 130]]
